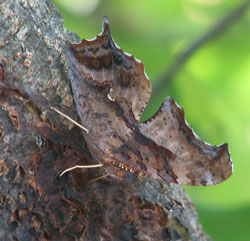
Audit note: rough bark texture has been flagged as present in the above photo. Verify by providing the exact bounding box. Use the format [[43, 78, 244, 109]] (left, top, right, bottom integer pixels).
[[0, 0, 211, 240]]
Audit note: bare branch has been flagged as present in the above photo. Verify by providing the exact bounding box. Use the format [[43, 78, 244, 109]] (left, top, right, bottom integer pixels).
[[0, 0, 214, 240], [152, 0, 250, 98]]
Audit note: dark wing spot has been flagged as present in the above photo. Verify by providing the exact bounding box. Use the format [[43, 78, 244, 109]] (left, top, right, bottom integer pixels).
[[70, 47, 85, 54], [88, 47, 99, 53], [134, 128, 152, 146], [196, 160, 204, 168], [95, 113, 102, 118], [200, 179, 207, 185], [119, 69, 131, 87], [77, 55, 90, 68], [139, 162, 147, 171], [113, 144, 133, 154], [102, 54, 112, 68], [90, 57, 102, 70], [102, 113, 109, 118], [115, 102, 124, 117]]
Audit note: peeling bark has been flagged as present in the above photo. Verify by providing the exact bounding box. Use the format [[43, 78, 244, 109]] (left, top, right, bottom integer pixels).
[[0, 0, 211, 240]]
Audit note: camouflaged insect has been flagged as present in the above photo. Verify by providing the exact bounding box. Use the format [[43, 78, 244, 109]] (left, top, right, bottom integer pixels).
[[65, 17, 233, 185]]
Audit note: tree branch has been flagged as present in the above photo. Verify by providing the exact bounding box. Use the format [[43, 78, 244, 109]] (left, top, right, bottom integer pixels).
[[0, 0, 211, 240], [152, 0, 250, 98]]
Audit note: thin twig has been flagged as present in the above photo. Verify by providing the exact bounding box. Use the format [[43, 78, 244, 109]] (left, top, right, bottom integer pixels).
[[50, 106, 89, 133], [152, 0, 250, 98]]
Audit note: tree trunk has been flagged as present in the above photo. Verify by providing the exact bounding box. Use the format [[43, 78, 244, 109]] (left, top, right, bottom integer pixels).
[[0, 0, 211, 240]]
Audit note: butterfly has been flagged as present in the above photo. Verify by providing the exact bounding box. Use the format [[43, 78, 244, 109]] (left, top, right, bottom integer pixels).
[[64, 17, 233, 185]]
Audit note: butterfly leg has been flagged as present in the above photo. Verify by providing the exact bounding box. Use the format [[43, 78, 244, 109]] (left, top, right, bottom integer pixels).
[[87, 173, 110, 184]]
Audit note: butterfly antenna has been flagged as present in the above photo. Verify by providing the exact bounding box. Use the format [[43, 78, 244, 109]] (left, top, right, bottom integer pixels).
[[59, 164, 104, 177]]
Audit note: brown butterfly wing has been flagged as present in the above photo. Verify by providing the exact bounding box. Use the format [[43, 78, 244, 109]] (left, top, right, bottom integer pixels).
[[104, 127, 179, 184], [67, 17, 232, 185], [107, 98, 233, 185], [66, 17, 151, 160], [139, 97, 233, 185]]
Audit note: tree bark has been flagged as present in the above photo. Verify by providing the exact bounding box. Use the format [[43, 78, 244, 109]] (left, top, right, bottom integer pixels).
[[0, 0, 211, 240]]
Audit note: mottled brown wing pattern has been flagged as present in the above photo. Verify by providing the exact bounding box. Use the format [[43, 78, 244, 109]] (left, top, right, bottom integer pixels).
[[67, 17, 151, 122], [104, 99, 232, 185], [66, 17, 233, 185], [66, 17, 151, 159], [104, 127, 179, 184], [138, 98, 232, 185]]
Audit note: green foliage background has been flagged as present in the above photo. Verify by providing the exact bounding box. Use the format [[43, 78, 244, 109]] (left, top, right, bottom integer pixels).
[[52, 0, 250, 240]]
